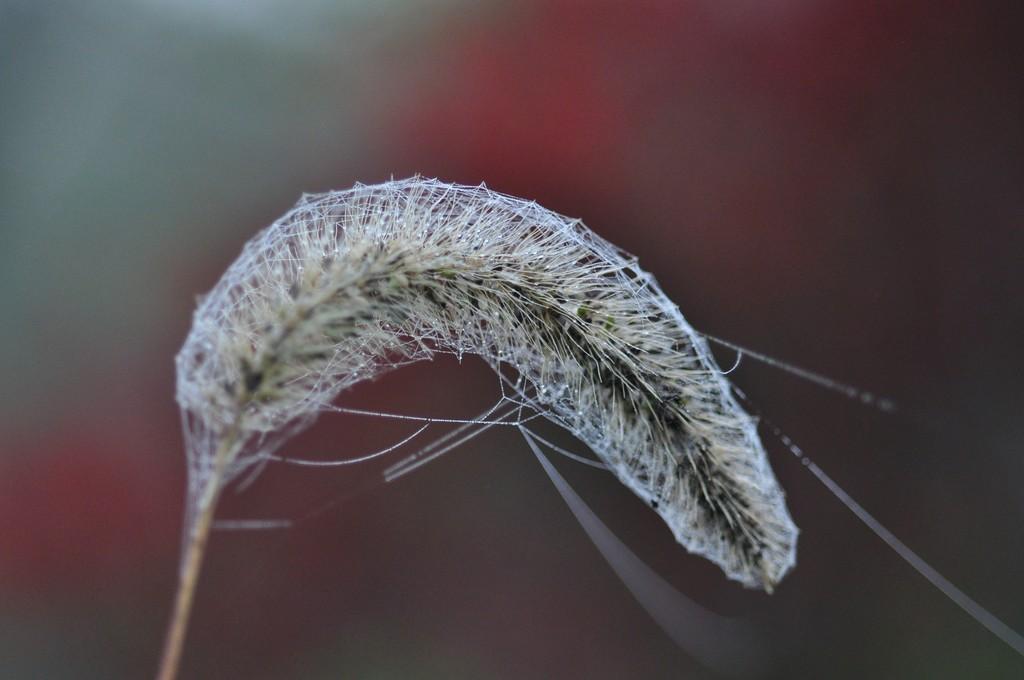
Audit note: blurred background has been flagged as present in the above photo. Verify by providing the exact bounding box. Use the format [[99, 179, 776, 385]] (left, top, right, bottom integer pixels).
[[2, 1, 1022, 678]]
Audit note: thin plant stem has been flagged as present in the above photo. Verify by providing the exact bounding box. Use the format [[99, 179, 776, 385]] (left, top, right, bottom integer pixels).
[[157, 431, 239, 680]]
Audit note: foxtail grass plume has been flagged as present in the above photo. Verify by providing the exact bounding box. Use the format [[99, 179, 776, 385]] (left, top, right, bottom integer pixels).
[[176, 177, 798, 589], [159, 177, 798, 679]]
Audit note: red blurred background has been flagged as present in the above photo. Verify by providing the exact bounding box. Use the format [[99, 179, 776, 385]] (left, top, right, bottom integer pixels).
[[1, 1, 1022, 678]]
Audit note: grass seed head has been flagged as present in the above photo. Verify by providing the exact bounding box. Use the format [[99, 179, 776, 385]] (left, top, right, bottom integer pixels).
[[176, 177, 798, 589]]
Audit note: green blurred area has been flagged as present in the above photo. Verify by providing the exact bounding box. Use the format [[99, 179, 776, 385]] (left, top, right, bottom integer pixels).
[[0, 0, 465, 430]]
